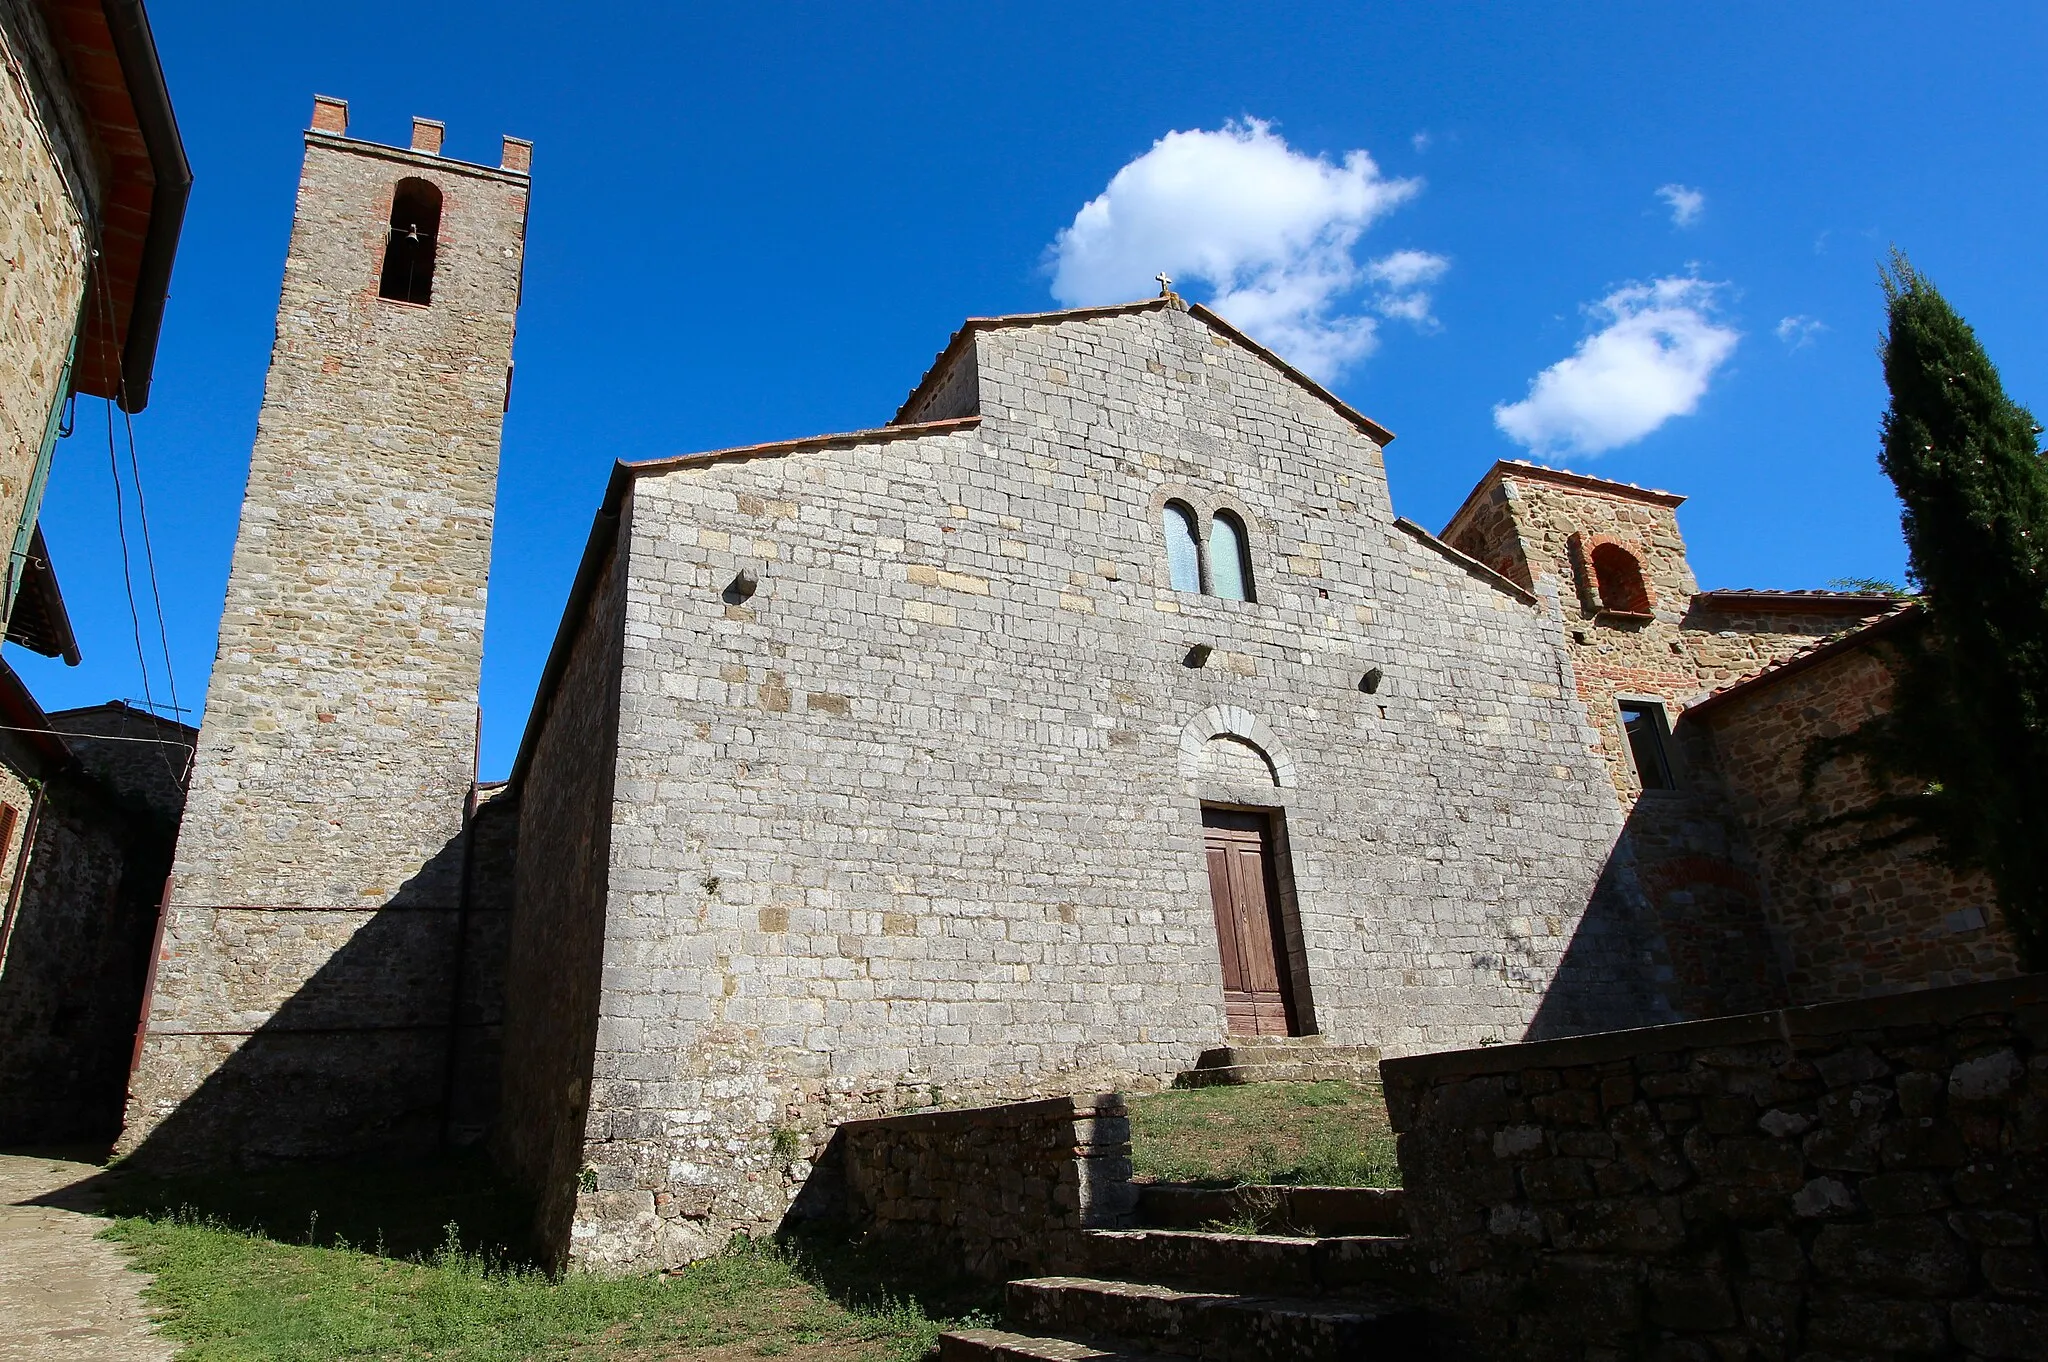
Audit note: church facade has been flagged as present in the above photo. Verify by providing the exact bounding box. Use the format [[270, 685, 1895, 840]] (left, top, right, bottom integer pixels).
[[496, 298, 1658, 1268], [112, 104, 2019, 1274]]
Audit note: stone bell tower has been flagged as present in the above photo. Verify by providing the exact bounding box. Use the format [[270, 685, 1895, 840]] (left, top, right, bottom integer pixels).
[[121, 98, 532, 1163]]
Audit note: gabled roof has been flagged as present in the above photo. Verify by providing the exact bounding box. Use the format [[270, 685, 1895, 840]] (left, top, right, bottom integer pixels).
[[1684, 603, 1921, 720], [1443, 460, 1685, 538], [890, 295, 1397, 447]]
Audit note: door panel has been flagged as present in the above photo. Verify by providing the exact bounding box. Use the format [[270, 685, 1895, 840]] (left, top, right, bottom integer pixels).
[[1201, 808, 1298, 1036]]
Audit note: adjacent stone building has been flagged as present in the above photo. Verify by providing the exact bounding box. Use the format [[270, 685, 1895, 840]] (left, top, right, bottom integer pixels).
[[119, 97, 532, 1164], [0, 675, 193, 1143], [1441, 463, 2019, 1015]]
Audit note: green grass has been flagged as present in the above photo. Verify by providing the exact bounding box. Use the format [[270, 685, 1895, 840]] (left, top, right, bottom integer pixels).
[[1126, 1080, 1401, 1188], [95, 1155, 979, 1362]]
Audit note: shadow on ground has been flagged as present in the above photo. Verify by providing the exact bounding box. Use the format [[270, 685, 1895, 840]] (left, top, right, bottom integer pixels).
[[37, 1148, 534, 1263], [28, 1145, 998, 1324]]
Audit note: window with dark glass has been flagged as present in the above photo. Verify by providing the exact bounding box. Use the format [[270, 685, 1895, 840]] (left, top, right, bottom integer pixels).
[[1163, 501, 1201, 592], [1208, 511, 1254, 602], [378, 177, 443, 305], [1618, 701, 1676, 790]]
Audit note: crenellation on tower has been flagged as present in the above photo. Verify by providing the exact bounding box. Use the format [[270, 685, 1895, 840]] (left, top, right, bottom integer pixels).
[[119, 98, 531, 1164]]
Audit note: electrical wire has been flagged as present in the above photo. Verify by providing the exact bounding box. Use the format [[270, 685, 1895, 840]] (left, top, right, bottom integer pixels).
[[118, 397, 183, 735], [85, 252, 182, 786]]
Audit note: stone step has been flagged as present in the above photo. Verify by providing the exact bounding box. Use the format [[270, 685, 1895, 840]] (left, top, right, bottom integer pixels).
[[1136, 1183, 1406, 1236], [1005, 1275, 1426, 1361], [937, 1327, 1146, 1362], [1176, 1042, 1381, 1088], [1173, 1059, 1379, 1088], [1074, 1228, 1418, 1296]]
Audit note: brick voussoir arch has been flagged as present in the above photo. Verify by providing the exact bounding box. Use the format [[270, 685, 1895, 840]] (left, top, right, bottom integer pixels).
[[1177, 705, 1299, 788]]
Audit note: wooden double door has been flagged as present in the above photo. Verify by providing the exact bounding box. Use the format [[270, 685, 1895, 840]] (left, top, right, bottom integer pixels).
[[1202, 807, 1300, 1036]]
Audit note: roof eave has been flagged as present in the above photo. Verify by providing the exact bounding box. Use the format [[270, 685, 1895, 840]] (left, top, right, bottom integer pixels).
[[101, 0, 189, 412]]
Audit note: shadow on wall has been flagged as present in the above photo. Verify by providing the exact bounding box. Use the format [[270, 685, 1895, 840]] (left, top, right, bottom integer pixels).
[[1523, 717, 1789, 1042], [114, 795, 518, 1171], [0, 769, 178, 1147]]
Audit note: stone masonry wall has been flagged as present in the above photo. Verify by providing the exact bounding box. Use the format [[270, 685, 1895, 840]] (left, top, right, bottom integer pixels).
[[1696, 633, 2018, 1004], [496, 529, 626, 1271], [557, 302, 1649, 1270], [0, 0, 97, 597], [47, 703, 196, 826], [122, 115, 529, 1164], [0, 745, 177, 1144], [446, 780, 520, 1145], [1384, 972, 2048, 1362], [831, 1093, 1135, 1282]]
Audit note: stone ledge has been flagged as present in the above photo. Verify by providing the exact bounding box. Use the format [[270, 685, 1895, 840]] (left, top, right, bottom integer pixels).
[[1382, 971, 2048, 1120], [838, 1092, 1124, 1137]]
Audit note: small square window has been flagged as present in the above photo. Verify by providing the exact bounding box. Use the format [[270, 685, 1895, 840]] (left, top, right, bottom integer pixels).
[[1618, 701, 1677, 790]]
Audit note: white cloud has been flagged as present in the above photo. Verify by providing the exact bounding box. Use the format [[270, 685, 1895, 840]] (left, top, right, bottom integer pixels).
[[1411, 130, 1433, 153], [1493, 276, 1740, 457], [1365, 249, 1450, 324], [1775, 315, 1825, 349], [1656, 183, 1705, 228], [1046, 119, 1439, 380]]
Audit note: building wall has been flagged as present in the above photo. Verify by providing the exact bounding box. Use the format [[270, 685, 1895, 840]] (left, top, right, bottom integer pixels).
[[1696, 637, 2019, 1003], [0, 749, 177, 1145], [495, 529, 627, 1268], [120, 117, 529, 1164], [0, 0, 98, 598], [553, 304, 1646, 1270], [48, 703, 196, 824]]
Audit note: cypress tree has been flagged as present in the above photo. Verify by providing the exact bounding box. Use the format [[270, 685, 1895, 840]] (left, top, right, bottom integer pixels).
[[1876, 252, 2048, 965]]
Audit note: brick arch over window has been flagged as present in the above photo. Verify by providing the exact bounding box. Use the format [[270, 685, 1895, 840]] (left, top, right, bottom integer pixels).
[[1178, 705, 1299, 788], [1570, 533, 1656, 616]]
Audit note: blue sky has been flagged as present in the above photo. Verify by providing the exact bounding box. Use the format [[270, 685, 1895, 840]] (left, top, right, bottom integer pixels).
[[16, 3, 2048, 778]]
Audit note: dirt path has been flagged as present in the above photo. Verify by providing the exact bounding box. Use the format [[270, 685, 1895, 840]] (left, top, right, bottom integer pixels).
[[0, 1153, 175, 1362]]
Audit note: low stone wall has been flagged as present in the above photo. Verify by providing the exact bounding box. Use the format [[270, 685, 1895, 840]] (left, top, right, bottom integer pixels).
[[833, 1093, 1136, 1281], [1382, 974, 2048, 1361]]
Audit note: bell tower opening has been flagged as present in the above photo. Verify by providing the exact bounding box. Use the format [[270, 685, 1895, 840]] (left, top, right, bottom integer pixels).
[[378, 177, 442, 306]]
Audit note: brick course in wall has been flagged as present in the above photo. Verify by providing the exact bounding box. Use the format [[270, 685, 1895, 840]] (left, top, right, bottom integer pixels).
[[119, 103, 529, 1165], [1383, 972, 2048, 1362]]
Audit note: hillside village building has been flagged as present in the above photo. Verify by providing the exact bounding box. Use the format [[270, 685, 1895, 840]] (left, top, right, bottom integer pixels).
[[61, 100, 2018, 1272]]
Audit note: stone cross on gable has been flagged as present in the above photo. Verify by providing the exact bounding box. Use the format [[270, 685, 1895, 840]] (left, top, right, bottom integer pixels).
[[1156, 273, 1173, 296]]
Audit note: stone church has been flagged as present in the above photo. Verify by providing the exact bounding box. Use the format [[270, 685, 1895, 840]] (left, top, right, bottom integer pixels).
[[111, 101, 2016, 1272]]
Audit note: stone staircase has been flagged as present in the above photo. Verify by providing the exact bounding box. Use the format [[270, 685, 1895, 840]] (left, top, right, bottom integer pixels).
[[936, 1186, 1425, 1361], [1172, 1035, 1383, 1089]]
